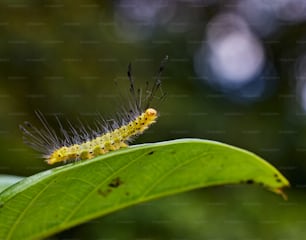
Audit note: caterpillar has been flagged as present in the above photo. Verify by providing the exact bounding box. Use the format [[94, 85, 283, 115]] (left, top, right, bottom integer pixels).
[[20, 56, 168, 165]]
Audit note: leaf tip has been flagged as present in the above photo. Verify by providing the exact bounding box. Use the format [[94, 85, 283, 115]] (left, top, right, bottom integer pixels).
[[273, 188, 289, 200]]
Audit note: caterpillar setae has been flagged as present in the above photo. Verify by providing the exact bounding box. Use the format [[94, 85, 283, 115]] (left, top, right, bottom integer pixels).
[[20, 56, 168, 165]]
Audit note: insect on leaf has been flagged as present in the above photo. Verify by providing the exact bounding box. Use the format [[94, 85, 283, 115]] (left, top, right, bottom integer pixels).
[[0, 139, 289, 240]]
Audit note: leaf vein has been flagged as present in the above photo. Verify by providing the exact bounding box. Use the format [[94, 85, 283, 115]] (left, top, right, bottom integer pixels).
[[140, 153, 205, 199], [62, 150, 150, 223], [5, 178, 57, 240]]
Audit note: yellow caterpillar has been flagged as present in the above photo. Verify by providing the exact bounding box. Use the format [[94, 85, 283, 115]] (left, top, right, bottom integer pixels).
[[20, 57, 167, 165]]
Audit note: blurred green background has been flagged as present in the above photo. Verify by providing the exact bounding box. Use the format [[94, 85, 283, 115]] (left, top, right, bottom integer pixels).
[[1, 0, 306, 239]]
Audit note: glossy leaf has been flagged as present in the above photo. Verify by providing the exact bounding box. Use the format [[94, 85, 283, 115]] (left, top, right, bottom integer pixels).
[[0, 139, 289, 239], [0, 175, 23, 193]]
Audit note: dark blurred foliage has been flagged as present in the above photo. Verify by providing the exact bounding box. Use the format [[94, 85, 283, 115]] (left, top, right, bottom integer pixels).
[[1, 0, 306, 239]]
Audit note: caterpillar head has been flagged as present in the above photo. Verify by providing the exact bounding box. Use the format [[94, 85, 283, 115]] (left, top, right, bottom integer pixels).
[[145, 108, 158, 119]]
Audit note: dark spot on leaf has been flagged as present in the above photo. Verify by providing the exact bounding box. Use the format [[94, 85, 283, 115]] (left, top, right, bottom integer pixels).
[[125, 192, 130, 196], [148, 151, 154, 155], [97, 189, 105, 196], [97, 188, 112, 197], [274, 173, 278, 178], [246, 179, 254, 184], [108, 177, 123, 188], [276, 178, 282, 183]]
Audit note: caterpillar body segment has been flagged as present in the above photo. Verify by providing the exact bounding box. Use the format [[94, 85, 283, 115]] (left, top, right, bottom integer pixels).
[[47, 108, 157, 164], [20, 57, 167, 165]]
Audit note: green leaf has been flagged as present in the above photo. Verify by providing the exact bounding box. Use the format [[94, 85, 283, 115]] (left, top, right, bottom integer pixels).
[[0, 139, 289, 240], [0, 175, 23, 193]]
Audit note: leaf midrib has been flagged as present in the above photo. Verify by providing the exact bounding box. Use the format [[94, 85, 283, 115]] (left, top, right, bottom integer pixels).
[[6, 178, 58, 240], [61, 149, 151, 224]]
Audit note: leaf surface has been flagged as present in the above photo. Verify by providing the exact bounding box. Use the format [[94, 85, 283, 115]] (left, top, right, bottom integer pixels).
[[0, 175, 23, 193], [0, 139, 289, 239]]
